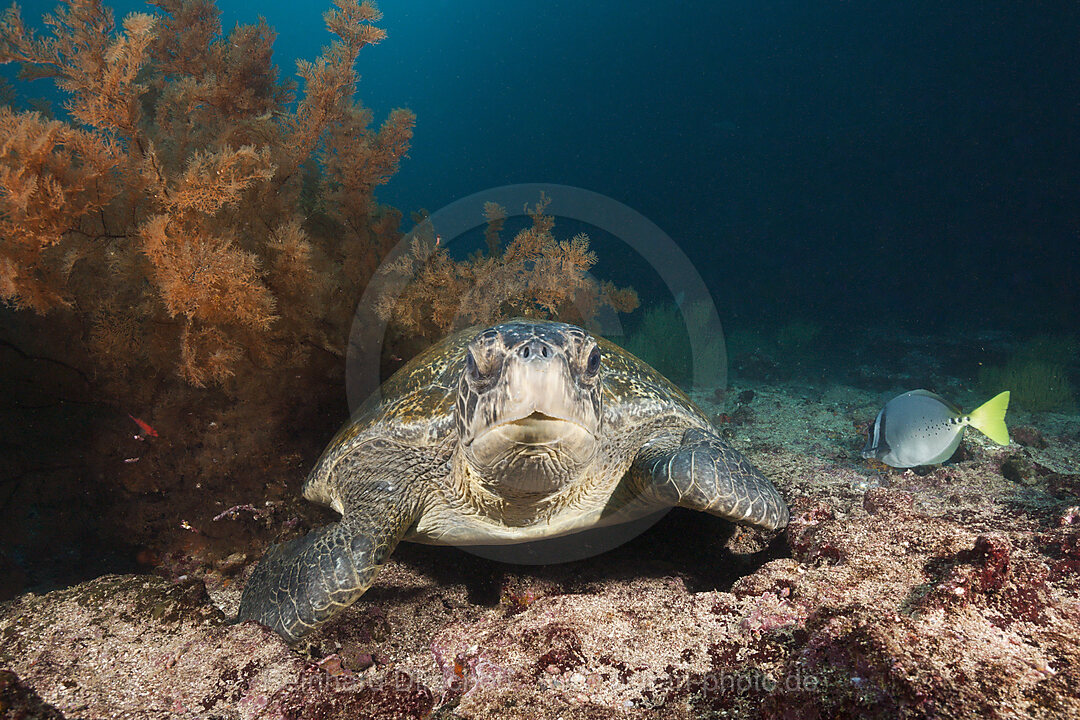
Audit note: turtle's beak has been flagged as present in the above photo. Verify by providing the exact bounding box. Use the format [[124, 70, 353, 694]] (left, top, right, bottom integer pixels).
[[493, 411, 592, 446]]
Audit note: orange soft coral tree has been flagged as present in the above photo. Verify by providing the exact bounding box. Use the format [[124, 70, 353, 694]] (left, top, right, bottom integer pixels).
[[375, 194, 640, 343], [0, 0, 414, 570], [0, 0, 414, 391]]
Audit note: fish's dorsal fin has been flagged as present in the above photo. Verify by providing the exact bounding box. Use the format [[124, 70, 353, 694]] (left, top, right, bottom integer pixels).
[[967, 390, 1010, 445], [905, 389, 963, 415]]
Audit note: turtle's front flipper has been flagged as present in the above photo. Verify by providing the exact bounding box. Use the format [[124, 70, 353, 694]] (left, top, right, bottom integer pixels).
[[632, 427, 788, 531], [237, 481, 419, 642]]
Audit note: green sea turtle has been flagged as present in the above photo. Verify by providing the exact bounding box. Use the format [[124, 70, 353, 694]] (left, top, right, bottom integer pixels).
[[238, 320, 788, 641]]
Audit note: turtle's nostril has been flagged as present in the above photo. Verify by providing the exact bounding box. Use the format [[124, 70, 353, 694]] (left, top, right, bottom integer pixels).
[[517, 339, 552, 361]]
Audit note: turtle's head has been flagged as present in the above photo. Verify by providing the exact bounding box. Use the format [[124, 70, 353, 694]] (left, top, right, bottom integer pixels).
[[457, 321, 603, 496]]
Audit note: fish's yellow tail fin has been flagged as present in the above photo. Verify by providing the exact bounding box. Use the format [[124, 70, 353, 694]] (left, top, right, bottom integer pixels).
[[968, 390, 1010, 445]]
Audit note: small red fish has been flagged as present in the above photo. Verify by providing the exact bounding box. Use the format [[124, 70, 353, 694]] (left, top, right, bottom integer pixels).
[[128, 414, 159, 438]]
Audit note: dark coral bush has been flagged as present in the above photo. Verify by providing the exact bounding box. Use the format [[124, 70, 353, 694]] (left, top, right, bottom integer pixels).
[[0, 0, 414, 391], [374, 193, 639, 344], [0, 0, 414, 584]]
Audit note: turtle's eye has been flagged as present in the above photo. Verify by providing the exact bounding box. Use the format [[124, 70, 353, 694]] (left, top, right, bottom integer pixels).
[[464, 352, 481, 380], [586, 346, 601, 376]]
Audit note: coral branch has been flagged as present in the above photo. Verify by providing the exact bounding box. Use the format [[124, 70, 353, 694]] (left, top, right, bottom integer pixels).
[[0, 107, 122, 311], [376, 195, 639, 340], [0, 0, 412, 388], [0, 0, 156, 135], [166, 145, 275, 217]]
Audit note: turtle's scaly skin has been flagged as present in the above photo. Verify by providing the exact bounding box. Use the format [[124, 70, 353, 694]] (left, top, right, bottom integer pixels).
[[238, 320, 788, 642], [630, 428, 788, 528], [236, 446, 425, 641]]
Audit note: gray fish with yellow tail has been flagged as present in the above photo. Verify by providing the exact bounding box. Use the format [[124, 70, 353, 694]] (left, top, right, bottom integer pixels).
[[862, 389, 1010, 468]]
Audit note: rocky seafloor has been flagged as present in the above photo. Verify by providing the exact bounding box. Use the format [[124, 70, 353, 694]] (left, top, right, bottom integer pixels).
[[3, 373, 1079, 719]]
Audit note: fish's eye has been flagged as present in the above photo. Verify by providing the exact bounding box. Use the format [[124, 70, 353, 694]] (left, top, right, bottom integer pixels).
[[586, 346, 601, 376], [465, 352, 481, 380]]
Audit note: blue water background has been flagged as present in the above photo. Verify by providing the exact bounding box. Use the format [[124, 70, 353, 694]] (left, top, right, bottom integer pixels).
[[8, 0, 1080, 333]]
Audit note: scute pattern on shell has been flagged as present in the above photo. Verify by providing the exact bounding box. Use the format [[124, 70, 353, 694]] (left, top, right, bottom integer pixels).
[[595, 335, 701, 424], [332, 322, 702, 457], [331, 329, 473, 449]]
